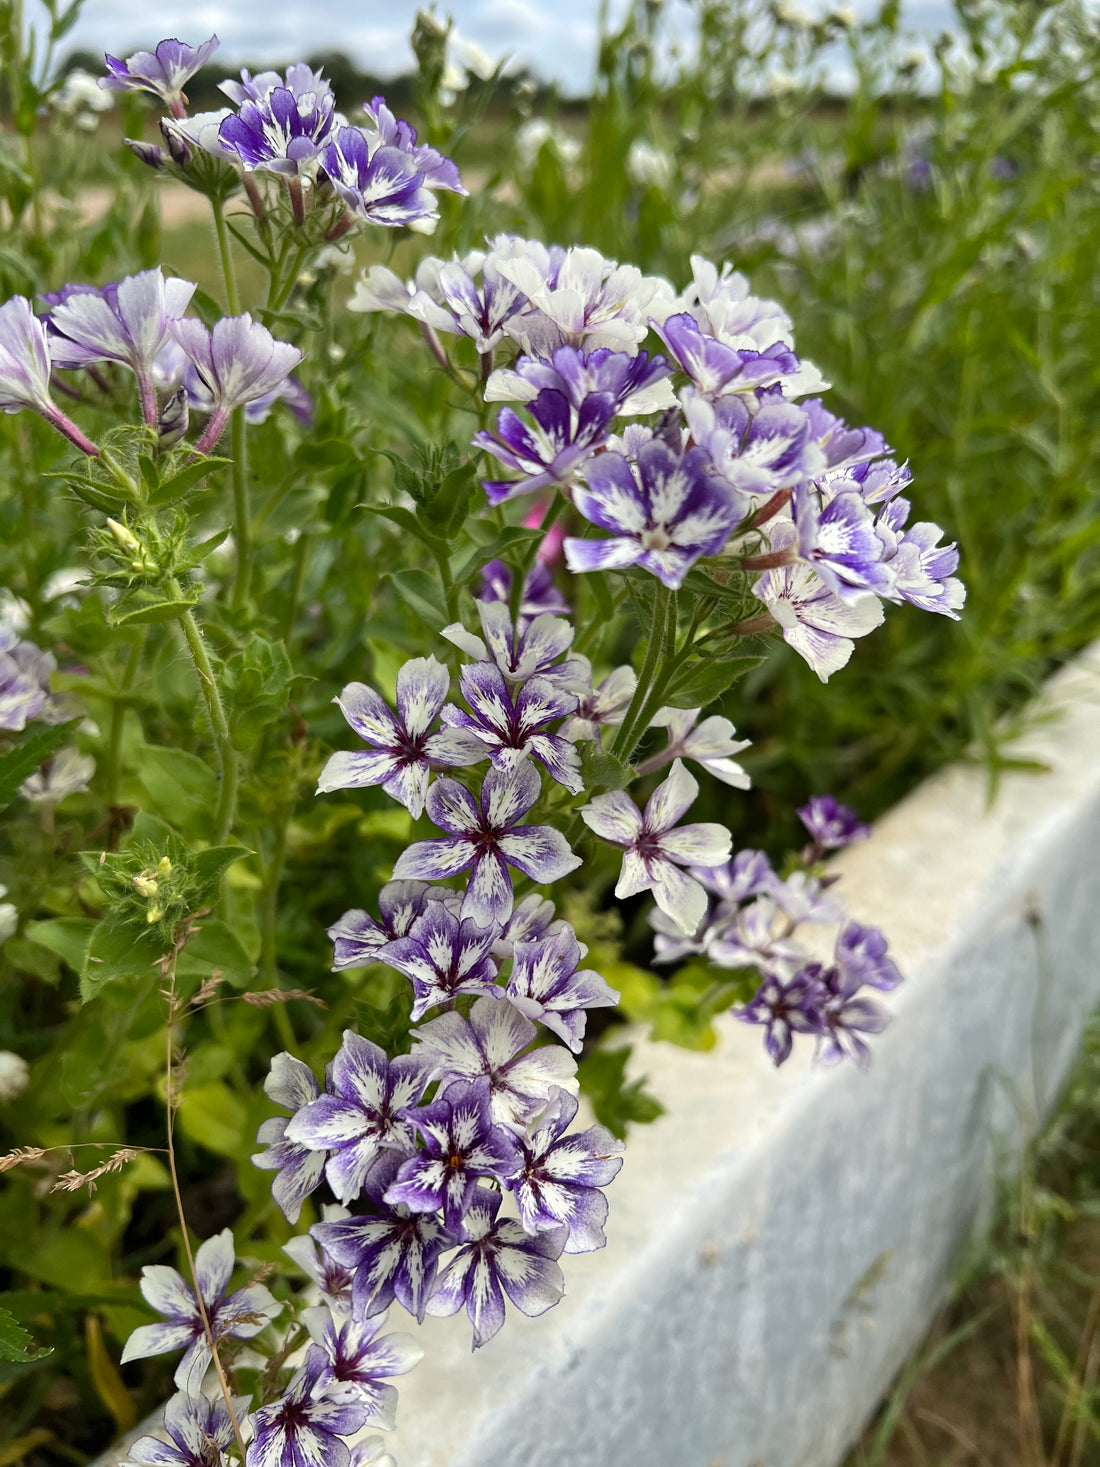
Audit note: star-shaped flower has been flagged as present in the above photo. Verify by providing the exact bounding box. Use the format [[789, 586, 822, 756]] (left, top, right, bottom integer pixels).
[[128, 1390, 249, 1467], [641, 706, 752, 788], [580, 759, 731, 933], [99, 35, 220, 115], [301, 1305, 423, 1424], [380, 902, 501, 1021], [245, 1361, 374, 1467], [385, 1078, 521, 1233], [252, 1052, 326, 1223], [506, 924, 620, 1052], [441, 599, 584, 690], [425, 1186, 566, 1349], [120, 1229, 282, 1393], [440, 662, 583, 793], [316, 659, 485, 819], [738, 968, 827, 1066], [392, 763, 581, 929], [327, 882, 459, 971], [507, 1087, 624, 1252], [170, 314, 303, 454], [411, 995, 578, 1127], [284, 1032, 430, 1204]]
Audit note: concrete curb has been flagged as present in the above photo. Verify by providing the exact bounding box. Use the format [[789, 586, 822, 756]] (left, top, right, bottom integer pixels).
[[382, 641, 1100, 1467]]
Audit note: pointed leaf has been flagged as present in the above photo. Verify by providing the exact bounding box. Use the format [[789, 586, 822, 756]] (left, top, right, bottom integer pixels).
[[0, 720, 81, 812]]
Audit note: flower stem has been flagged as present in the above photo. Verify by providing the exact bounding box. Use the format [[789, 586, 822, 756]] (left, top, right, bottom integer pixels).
[[178, 604, 239, 843], [211, 198, 242, 316], [162, 963, 248, 1461], [106, 636, 144, 808], [230, 408, 252, 612], [611, 582, 672, 760], [44, 406, 99, 457]]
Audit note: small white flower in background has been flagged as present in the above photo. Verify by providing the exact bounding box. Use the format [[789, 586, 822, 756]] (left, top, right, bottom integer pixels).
[[828, 5, 858, 27], [0, 1050, 29, 1103], [627, 140, 673, 191], [514, 118, 581, 171], [53, 69, 114, 119], [21, 746, 96, 804], [0, 886, 17, 945], [767, 69, 803, 98], [773, 0, 815, 27]]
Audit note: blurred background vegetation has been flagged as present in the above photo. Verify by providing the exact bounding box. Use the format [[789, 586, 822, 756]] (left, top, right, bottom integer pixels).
[[1, 0, 1098, 1459]]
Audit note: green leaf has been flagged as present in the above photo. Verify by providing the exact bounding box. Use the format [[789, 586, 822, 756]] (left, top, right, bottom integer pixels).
[[23, 918, 96, 974], [80, 915, 165, 1001], [362, 504, 447, 555], [0, 720, 81, 812], [107, 585, 202, 627], [175, 1082, 249, 1158], [663, 655, 764, 710], [189, 848, 250, 905], [147, 457, 232, 508], [134, 745, 218, 834], [431, 462, 476, 536], [387, 569, 448, 630], [578, 748, 634, 792], [576, 1045, 665, 1139], [450, 527, 542, 587], [178, 919, 254, 987], [0, 1306, 52, 1365]]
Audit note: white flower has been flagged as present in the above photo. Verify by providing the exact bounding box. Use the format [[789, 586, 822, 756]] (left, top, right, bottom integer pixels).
[[21, 746, 95, 804], [0, 1050, 29, 1103], [0, 887, 17, 945], [627, 140, 673, 190], [645, 707, 752, 788]]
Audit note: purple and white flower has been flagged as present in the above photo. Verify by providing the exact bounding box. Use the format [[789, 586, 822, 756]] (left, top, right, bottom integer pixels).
[[245, 1360, 375, 1467], [99, 36, 220, 115], [48, 270, 196, 427], [681, 385, 822, 499], [477, 559, 570, 626], [20, 745, 95, 804], [392, 762, 581, 929], [327, 882, 458, 971], [803, 398, 889, 475], [251, 1052, 326, 1223], [312, 1154, 455, 1323], [171, 314, 303, 453], [874, 498, 965, 618], [0, 627, 52, 732], [425, 1186, 566, 1347], [506, 924, 620, 1052], [817, 968, 890, 1068], [316, 660, 485, 819], [379, 903, 500, 1020], [493, 239, 674, 356], [751, 523, 885, 681], [441, 600, 584, 690], [283, 1225, 356, 1314], [580, 759, 731, 933], [350, 250, 526, 355], [792, 483, 892, 600], [771, 869, 844, 925], [558, 659, 636, 743], [565, 440, 741, 590], [693, 849, 779, 907], [706, 894, 805, 976], [834, 920, 902, 993], [284, 1032, 430, 1204], [440, 662, 583, 793], [385, 1078, 522, 1232], [652, 314, 802, 398], [797, 794, 870, 850], [0, 296, 99, 455], [508, 1087, 624, 1251], [738, 968, 826, 1066], [217, 65, 336, 175], [120, 1228, 282, 1392], [411, 996, 578, 1126], [361, 97, 466, 199], [640, 707, 752, 788], [491, 893, 563, 960], [128, 1390, 248, 1467], [319, 127, 441, 230], [485, 346, 674, 418], [302, 1306, 422, 1423], [474, 385, 615, 504]]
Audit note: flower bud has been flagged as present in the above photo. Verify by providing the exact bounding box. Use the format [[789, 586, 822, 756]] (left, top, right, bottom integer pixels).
[[157, 387, 189, 450], [106, 518, 142, 555]]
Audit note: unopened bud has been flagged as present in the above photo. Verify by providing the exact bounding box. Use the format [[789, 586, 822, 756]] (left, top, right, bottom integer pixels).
[[158, 388, 189, 450], [106, 517, 142, 554], [159, 118, 192, 167], [133, 874, 159, 898], [125, 138, 169, 170], [146, 904, 164, 924], [157, 857, 173, 876]]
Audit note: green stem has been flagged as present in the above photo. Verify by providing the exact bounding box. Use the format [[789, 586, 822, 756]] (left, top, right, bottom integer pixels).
[[211, 198, 242, 315], [611, 582, 672, 760], [260, 816, 289, 987], [230, 408, 251, 611], [179, 605, 239, 843], [106, 636, 143, 807], [281, 531, 310, 642]]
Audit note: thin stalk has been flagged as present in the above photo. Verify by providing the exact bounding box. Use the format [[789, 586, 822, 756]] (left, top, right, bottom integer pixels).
[[178, 605, 239, 843], [211, 198, 242, 316], [280, 532, 310, 642], [229, 409, 251, 611], [611, 582, 672, 760], [106, 636, 144, 808], [162, 965, 247, 1461], [260, 816, 289, 988]]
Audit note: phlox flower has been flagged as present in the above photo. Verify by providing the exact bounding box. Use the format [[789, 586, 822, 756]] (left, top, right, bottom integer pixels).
[[99, 36, 220, 115], [442, 599, 585, 690], [252, 1053, 325, 1222], [319, 127, 442, 230], [507, 1087, 624, 1252], [874, 498, 966, 618], [797, 794, 870, 849], [218, 64, 336, 174], [245, 1361, 375, 1467], [558, 659, 637, 742], [580, 759, 731, 934], [681, 384, 822, 500], [506, 924, 620, 1052], [302, 1305, 422, 1424], [738, 968, 826, 1066], [316, 658, 485, 819], [425, 1186, 566, 1348], [411, 995, 578, 1126], [641, 707, 752, 788], [327, 881, 459, 971], [652, 313, 802, 398], [0, 296, 99, 455], [380, 902, 502, 1021], [440, 661, 583, 793], [128, 1390, 248, 1467], [171, 314, 303, 453], [473, 385, 616, 504], [565, 440, 741, 590], [484, 345, 674, 418], [120, 1229, 282, 1392]]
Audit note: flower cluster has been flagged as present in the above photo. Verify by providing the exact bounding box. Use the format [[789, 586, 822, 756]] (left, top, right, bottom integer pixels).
[[119, 37, 467, 233], [360, 243, 964, 678]]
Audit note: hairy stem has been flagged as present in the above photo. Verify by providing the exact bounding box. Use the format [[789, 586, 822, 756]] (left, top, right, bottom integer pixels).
[[105, 636, 144, 808], [178, 605, 239, 843], [611, 582, 672, 760], [230, 409, 252, 612], [211, 198, 242, 316]]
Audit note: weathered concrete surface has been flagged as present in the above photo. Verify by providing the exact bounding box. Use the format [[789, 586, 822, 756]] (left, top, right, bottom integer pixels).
[[384, 641, 1100, 1467]]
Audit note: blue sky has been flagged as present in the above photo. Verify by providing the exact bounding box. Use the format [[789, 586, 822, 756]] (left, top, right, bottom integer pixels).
[[60, 0, 954, 94]]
